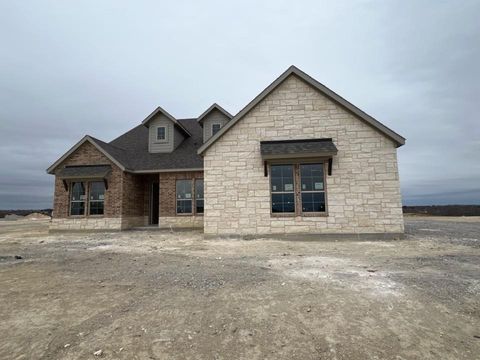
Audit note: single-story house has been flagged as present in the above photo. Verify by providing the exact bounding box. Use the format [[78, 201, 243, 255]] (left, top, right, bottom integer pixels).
[[47, 65, 406, 237]]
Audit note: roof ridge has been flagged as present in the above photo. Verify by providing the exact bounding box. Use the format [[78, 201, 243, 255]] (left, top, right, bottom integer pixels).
[[89, 135, 126, 151], [141, 106, 192, 137], [198, 65, 405, 154], [196, 103, 233, 124], [108, 124, 144, 145]]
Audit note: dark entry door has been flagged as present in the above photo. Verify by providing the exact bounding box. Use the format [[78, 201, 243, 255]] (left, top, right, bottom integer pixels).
[[150, 182, 159, 225]]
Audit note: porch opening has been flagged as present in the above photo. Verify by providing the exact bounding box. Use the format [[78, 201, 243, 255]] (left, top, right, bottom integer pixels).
[[150, 182, 159, 225]]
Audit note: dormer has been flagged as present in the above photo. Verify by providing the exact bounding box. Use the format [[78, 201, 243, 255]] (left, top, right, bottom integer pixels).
[[142, 106, 191, 153], [197, 103, 233, 143]]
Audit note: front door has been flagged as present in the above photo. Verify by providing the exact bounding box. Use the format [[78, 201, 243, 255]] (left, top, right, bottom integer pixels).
[[150, 182, 159, 225]]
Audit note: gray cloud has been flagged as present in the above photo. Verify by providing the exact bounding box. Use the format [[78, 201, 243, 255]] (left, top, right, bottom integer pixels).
[[1, 0, 479, 209]]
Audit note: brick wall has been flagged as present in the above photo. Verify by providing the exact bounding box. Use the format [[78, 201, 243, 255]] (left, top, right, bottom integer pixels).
[[51, 141, 155, 229], [51, 140, 205, 230], [159, 171, 204, 228], [203, 74, 404, 236], [52, 142, 123, 218]]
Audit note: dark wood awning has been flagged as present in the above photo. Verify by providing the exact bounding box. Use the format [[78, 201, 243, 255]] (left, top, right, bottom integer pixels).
[[56, 165, 112, 179], [260, 138, 337, 160]]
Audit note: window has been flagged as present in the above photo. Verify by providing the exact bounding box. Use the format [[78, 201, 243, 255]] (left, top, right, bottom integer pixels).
[[176, 180, 192, 214], [300, 164, 325, 212], [212, 123, 221, 136], [195, 179, 204, 214], [270, 165, 295, 213], [69, 181, 107, 217], [70, 182, 86, 215], [270, 162, 326, 215], [89, 181, 105, 215], [157, 126, 166, 141]]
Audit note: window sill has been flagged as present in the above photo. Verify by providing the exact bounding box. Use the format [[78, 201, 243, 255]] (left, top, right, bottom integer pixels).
[[68, 215, 105, 218], [301, 212, 328, 217], [271, 213, 296, 217], [270, 212, 328, 218]]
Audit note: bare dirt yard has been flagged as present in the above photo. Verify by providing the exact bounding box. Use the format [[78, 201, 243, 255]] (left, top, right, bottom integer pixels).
[[0, 216, 479, 360]]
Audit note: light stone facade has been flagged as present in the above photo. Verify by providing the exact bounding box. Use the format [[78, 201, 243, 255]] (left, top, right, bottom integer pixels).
[[159, 216, 204, 229], [50, 216, 149, 231], [203, 74, 404, 236], [50, 217, 123, 231]]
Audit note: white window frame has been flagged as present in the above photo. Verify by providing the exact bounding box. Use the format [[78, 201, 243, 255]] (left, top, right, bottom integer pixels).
[[156, 126, 167, 142]]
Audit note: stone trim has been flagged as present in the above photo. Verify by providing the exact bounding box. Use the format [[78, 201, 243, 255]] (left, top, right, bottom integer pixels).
[[204, 232, 405, 241], [50, 217, 123, 231], [159, 216, 204, 229], [49, 216, 148, 231]]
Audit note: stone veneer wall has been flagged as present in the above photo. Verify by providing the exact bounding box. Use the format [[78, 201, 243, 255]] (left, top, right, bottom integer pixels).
[[203, 74, 404, 236], [159, 171, 204, 229], [159, 216, 204, 229]]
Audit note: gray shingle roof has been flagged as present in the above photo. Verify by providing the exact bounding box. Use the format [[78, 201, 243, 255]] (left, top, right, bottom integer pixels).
[[107, 118, 203, 171], [260, 139, 338, 159], [57, 165, 112, 179]]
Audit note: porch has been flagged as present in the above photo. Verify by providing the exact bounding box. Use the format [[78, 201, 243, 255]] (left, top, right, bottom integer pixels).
[[121, 171, 204, 230]]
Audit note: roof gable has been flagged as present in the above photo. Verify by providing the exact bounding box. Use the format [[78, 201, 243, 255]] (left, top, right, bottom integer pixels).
[[196, 103, 233, 124], [198, 65, 406, 155], [46, 136, 128, 174], [142, 106, 191, 137]]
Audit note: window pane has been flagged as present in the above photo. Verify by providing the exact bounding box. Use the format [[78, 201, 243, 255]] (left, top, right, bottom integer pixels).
[[90, 182, 105, 201], [212, 124, 221, 135], [300, 163, 324, 191], [301, 192, 325, 212], [70, 182, 85, 215], [89, 201, 104, 215], [272, 193, 295, 213], [196, 200, 204, 214], [70, 201, 85, 216], [195, 180, 204, 199], [176, 180, 192, 200], [195, 179, 204, 214], [270, 165, 294, 193], [71, 182, 85, 201], [177, 200, 192, 214], [157, 127, 166, 140], [177, 180, 192, 213]]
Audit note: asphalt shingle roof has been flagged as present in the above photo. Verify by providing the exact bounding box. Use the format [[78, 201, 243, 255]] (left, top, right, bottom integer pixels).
[[105, 118, 204, 171], [260, 138, 338, 158], [57, 165, 112, 178]]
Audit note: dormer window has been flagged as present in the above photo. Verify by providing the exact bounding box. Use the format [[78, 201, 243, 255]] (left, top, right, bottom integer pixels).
[[157, 126, 167, 141], [212, 123, 221, 136]]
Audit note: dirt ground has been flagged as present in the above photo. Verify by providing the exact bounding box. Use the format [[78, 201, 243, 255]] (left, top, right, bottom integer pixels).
[[0, 217, 479, 360]]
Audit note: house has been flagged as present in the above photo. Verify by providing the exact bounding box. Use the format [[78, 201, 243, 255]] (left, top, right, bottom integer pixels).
[[47, 66, 405, 237]]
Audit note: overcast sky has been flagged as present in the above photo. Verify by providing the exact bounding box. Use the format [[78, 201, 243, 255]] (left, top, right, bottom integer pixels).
[[1, 0, 479, 209]]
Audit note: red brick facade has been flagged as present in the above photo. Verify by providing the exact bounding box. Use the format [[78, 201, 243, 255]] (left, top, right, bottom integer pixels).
[[52, 141, 204, 228], [159, 171, 204, 217], [53, 142, 123, 218]]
